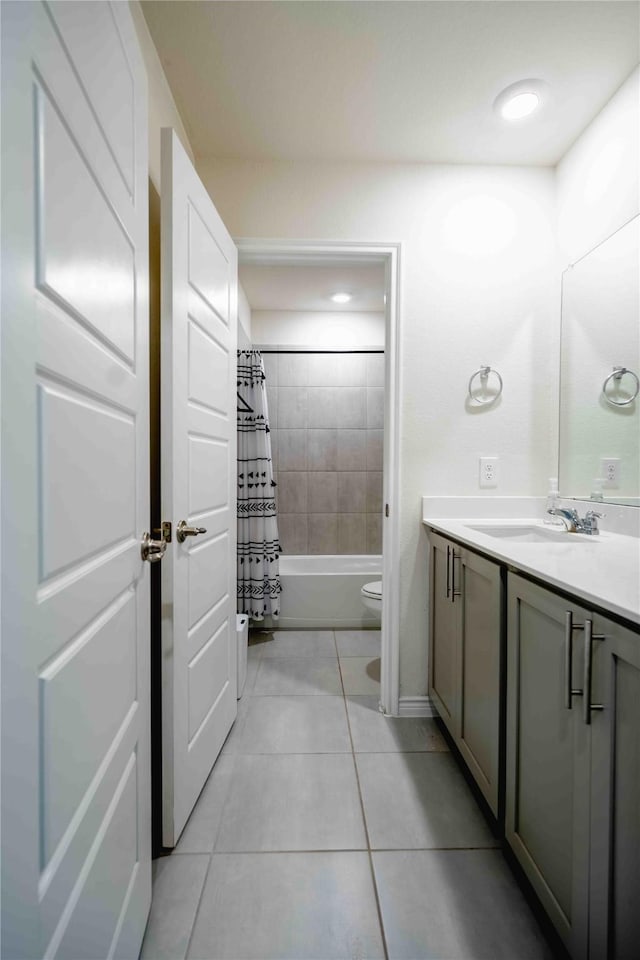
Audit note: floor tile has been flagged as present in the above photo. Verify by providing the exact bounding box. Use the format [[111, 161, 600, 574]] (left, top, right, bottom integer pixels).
[[236, 696, 351, 753], [260, 629, 337, 658], [335, 629, 381, 657], [214, 754, 367, 851], [243, 643, 263, 695], [140, 854, 209, 960], [254, 656, 343, 695], [219, 689, 252, 757], [339, 656, 381, 695], [356, 753, 497, 849], [347, 696, 449, 753], [373, 850, 553, 959], [175, 755, 236, 853], [188, 852, 385, 960]]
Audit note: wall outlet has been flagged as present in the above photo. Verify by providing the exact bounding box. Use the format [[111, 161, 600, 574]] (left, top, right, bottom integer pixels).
[[601, 458, 621, 488], [479, 456, 499, 488]]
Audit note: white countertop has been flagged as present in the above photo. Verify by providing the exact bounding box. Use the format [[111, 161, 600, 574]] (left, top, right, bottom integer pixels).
[[422, 516, 640, 626]]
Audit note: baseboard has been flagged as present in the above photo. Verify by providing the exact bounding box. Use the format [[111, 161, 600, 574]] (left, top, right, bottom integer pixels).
[[397, 695, 437, 718]]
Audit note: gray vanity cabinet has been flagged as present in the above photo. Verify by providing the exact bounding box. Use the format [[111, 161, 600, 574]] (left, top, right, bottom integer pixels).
[[507, 573, 640, 959], [429, 532, 459, 730], [506, 574, 591, 957], [428, 531, 502, 816], [588, 613, 640, 960]]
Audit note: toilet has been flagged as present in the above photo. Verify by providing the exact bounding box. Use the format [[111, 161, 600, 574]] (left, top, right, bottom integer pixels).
[[361, 580, 382, 618]]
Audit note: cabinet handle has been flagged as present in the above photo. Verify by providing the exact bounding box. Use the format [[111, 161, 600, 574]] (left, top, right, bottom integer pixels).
[[564, 611, 585, 709], [450, 551, 461, 603], [583, 619, 605, 726], [446, 545, 451, 599]]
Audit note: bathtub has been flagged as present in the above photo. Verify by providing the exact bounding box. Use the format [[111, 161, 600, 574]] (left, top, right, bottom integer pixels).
[[270, 555, 382, 630]]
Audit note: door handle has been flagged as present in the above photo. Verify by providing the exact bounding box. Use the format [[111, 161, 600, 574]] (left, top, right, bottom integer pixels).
[[450, 550, 461, 603], [583, 619, 605, 725], [176, 520, 207, 543], [564, 611, 584, 709], [445, 545, 451, 599], [141, 532, 167, 563]]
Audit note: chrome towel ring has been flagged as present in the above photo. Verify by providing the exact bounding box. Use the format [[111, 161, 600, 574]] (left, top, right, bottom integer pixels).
[[602, 366, 639, 407], [468, 365, 503, 405]]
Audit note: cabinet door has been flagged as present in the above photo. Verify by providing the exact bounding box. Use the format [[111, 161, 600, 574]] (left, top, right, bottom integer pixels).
[[458, 551, 502, 816], [506, 575, 591, 957], [589, 614, 640, 960], [428, 531, 460, 735]]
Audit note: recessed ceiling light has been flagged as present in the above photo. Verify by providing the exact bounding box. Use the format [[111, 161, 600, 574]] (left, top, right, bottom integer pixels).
[[493, 79, 548, 122], [331, 292, 352, 304], [502, 92, 539, 120]]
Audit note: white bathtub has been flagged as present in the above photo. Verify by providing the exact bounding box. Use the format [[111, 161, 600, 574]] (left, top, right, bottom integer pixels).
[[271, 555, 382, 629]]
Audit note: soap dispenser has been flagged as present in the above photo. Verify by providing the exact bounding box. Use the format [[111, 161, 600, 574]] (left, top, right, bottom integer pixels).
[[544, 478, 564, 526]]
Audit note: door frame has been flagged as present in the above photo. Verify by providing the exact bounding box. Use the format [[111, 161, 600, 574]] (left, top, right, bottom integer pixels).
[[236, 239, 402, 716]]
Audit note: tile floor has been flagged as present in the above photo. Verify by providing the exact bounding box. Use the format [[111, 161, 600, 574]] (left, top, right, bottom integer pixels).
[[141, 630, 555, 960]]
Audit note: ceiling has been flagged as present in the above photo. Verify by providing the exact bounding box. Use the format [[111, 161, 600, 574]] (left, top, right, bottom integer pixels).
[[141, 1, 639, 167], [239, 263, 386, 312]]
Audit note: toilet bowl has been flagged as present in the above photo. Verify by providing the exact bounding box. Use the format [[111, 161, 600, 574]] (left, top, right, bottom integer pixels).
[[361, 580, 382, 618]]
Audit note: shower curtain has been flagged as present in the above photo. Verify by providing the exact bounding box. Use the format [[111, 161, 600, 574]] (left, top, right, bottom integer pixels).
[[237, 350, 281, 620]]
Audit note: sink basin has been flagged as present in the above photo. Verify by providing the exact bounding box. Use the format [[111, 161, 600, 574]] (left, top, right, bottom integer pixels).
[[465, 524, 596, 544]]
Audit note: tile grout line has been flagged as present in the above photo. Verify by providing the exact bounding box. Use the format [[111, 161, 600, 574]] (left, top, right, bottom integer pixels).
[[182, 849, 214, 960], [170, 843, 501, 856], [337, 647, 390, 960], [181, 753, 241, 956]]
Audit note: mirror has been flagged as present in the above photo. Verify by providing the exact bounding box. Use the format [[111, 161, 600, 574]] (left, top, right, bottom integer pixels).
[[559, 215, 639, 506]]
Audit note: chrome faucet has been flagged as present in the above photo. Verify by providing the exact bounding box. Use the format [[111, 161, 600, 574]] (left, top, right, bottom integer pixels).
[[547, 507, 579, 531], [582, 510, 603, 535], [547, 507, 603, 535]]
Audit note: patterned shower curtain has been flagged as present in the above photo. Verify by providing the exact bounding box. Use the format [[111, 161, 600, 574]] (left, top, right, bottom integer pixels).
[[237, 350, 281, 620]]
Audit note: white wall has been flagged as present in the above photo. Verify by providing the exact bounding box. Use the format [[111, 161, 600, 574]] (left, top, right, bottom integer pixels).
[[557, 66, 640, 267], [238, 285, 253, 348], [129, 0, 194, 192], [252, 310, 384, 348], [197, 157, 558, 697]]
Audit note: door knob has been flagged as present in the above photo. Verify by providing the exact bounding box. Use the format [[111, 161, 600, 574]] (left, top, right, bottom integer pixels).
[[176, 520, 207, 543], [141, 532, 167, 563]]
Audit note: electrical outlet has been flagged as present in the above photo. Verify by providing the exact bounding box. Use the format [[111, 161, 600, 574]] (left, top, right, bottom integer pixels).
[[600, 458, 621, 488], [479, 456, 499, 488]]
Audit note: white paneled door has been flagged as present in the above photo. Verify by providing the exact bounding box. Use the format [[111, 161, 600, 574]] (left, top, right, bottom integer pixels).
[[1, 2, 151, 957], [161, 129, 238, 846]]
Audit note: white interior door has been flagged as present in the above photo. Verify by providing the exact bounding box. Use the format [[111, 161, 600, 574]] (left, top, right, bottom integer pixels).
[[0, 3, 151, 957], [161, 128, 238, 846]]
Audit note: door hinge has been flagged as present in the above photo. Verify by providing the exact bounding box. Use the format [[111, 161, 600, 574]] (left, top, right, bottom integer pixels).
[[385, 503, 390, 518], [154, 520, 172, 543]]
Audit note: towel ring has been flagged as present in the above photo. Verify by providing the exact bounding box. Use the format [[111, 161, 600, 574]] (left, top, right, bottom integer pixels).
[[602, 366, 639, 407], [468, 365, 503, 405]]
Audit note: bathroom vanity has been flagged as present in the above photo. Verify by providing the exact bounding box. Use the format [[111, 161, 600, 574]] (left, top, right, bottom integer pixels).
[[424, 515, 640, 960]]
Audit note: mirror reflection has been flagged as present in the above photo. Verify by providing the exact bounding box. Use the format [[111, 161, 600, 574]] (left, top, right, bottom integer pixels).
[[559, 215, 639, 506]]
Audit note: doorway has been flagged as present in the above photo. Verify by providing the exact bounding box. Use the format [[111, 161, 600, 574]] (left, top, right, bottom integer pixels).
[[236, 241, 402, 716]]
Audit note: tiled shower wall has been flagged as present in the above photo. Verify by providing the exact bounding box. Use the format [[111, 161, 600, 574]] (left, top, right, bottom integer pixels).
[[262, 351, 384, 555]]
